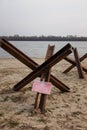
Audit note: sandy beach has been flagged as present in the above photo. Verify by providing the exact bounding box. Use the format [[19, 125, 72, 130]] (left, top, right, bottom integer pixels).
[[0, 57, 87, 130]]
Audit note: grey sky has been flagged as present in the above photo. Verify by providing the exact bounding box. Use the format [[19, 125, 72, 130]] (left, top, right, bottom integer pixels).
[[0, 0, 87, 36]]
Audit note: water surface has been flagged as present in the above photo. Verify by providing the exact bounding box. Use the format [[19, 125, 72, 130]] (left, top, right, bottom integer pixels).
[[0, 41, 87, 58]]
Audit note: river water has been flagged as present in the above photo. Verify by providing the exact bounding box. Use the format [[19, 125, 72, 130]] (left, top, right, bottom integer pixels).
[[0, 41, 87, 58]]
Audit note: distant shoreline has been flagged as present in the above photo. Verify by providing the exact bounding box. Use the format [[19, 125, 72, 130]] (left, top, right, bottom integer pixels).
[[1, 35, 87, 41], [1, 39, 87, 41]]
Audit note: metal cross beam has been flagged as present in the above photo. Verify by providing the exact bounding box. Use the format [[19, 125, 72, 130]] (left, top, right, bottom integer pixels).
[[0, 39, 73, 92], [63, 53, 87, 73], [13, 44, 73, 91]]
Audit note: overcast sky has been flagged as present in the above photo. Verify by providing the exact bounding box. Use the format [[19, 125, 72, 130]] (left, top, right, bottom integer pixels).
[[0, 0, 87, 36]]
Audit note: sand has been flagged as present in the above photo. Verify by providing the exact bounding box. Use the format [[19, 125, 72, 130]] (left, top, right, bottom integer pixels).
[[0, 58, 87, 130]]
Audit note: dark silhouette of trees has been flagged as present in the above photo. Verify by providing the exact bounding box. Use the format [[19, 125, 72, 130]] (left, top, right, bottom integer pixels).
[[0, 35, 87, 41]]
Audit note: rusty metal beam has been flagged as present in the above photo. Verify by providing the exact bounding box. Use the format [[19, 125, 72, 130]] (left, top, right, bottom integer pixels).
[[63, 53, 87, 73], [0, 39, 71, 92], [13, 43, 72, 91], [64, 57, 87, 73], [73, 48, 84, 78], [50, 74, 70, 91], [39, 45, 55, 113], [34, 45, 55, 111], [0, 39, 37, 69], [0, 41, 1, 46]]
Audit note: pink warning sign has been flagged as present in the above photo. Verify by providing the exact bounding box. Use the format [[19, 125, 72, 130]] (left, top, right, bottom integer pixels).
[[32, 80, 52, 94]]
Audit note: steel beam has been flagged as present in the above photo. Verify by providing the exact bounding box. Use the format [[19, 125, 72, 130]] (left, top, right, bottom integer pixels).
[[0, 39, 37, 69], [64, 56, 87, 73], [13, 44, 72, 91], [0, 39, 72, 92], [73, 48, 84, 78], [39, 45, 55, 113], [63, 53, 87, 73]]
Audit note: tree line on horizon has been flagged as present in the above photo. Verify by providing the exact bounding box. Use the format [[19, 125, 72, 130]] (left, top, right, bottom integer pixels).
[[0, 35, 87, 41]]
